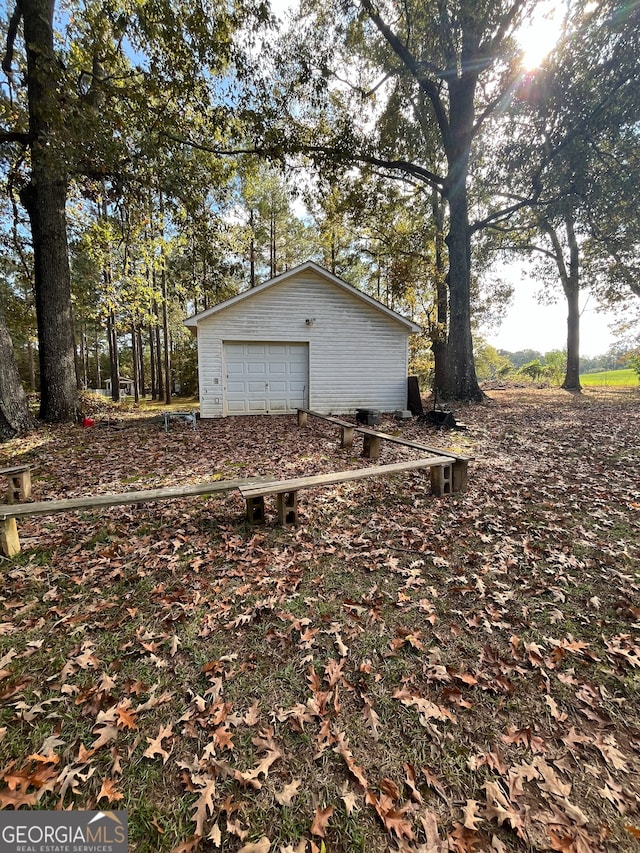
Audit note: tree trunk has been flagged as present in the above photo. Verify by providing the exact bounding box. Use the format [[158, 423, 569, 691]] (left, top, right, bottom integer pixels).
[[158, 193, 171, 404], [249, 208, 256, 287], [107, 307, 120, 402], [20, 0, 78, 422], [443, 188, 483, 401], [137, 326, 145, 397], [562, 215, 582, 392], [562, 280, 581, 391], [431, 188, 449, 395], [439, 76, 483, 402], [154, 309, 163, 399], [94, 324, 102, 388], [131, 321, 139, 403], [0, 302, 34, 439], [542, 214, 582, 392], [149, 324, 157, 399]]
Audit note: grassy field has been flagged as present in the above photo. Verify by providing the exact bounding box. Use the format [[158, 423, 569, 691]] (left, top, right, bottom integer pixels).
[[581, 368, 638, 387], [0, 388, 639, 852]]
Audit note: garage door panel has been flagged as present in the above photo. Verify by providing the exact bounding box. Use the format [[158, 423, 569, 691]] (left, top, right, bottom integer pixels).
[[224, 342, 308, 415]]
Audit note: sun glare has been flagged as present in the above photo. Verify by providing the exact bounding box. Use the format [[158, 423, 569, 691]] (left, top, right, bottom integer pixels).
[[517, 2, 565, 70]]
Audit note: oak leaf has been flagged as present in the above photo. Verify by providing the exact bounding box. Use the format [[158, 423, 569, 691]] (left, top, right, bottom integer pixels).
[[213, 726, 234, 752], [115, 704, 138, 730], [143, 723, 174, 763], [238, 838, 270, 853], [362, 699, 380, 741], [533, 757, 572, 798], [310, 804, 334, 837], [244, 700, 261, 726], [463, 799, 482, 830], [333, 731, 368, 790], [97, 778, 124, 803], [599, 776, 626, 814], [275, 779, 301, 806], [382, 804, 415, 841], [593, 734, 628, 771], [341, 790, 357, 815], [208, 822, 222, 846], [191, 779, 217, 837], [91, 721, 119, 752]]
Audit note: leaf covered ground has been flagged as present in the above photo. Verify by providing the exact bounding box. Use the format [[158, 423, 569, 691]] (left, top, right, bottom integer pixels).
[[0, 389, 639, 853]]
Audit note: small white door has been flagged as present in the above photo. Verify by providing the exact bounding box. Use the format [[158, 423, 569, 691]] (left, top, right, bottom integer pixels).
[[224, 342, 309, 414]]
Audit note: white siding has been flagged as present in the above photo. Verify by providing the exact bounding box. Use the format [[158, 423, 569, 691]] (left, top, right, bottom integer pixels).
[[196, 270, 411, 418]]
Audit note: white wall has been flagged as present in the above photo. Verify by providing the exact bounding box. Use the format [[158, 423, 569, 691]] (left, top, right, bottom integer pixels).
[[195, 270, 411, 417]]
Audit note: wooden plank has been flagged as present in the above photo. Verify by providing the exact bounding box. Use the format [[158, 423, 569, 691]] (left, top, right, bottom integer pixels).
[[0, 477, 265, 521], [297, 408, 354, 428], [0, 465, 31, 476], [354, 426, 473, 461], [239, 456, 452, 499]]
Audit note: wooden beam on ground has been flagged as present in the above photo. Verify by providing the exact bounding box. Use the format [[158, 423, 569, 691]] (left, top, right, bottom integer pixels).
[[297, 409, 356, 449], [239, 456, 453, 525], [0, 478, 263, 521], [354, 426, 472, 462], [0, 477, 267, 558]]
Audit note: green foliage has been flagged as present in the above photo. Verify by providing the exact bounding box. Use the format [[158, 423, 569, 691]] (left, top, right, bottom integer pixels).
[[473, 340, 513, 382], [518, 358, 545, 380], [543, 350, 567, 386]]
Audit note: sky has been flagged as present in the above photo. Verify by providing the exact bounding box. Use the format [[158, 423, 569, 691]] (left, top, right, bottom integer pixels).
[[484, 275, 619, 357]]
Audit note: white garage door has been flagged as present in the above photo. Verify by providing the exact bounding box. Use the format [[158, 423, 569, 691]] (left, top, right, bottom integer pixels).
[[224, 342, 309, 414]]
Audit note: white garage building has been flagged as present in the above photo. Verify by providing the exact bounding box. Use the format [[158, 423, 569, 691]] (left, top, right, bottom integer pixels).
[[184, 261, 420, 418]]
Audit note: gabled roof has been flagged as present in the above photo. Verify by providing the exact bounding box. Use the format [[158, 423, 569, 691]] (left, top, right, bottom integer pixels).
[[183, 260, 421, 333]]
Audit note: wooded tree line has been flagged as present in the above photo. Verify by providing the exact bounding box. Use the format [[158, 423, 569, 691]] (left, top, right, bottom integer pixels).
[[0, 0, 638, 435]]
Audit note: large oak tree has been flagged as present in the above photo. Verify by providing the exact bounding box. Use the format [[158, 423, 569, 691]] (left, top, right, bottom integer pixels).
[[275, 0, 542, 400], [2, 0, 78, 422]]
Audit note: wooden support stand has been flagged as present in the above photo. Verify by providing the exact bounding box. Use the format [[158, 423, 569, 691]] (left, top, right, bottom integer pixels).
[[362, 432, 381, 460], [297, 409, 356, 451], [0, 518, 20, 559], [340, 426, 354, 450], [452, 459, 469, 493]]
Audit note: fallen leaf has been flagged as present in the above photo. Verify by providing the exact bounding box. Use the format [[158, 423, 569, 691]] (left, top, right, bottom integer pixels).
[[191, 779, 217, 836], [463, 799, 482, 830], [310, 805, 334, 837], [275, 779, 301, 806], [143, 723, 174, 763], [238, 838, 270, 853], [97, 778, 124, 803]]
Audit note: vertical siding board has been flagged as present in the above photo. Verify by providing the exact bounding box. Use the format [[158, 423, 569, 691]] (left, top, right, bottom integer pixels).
[[194, 271, 414, 416]]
